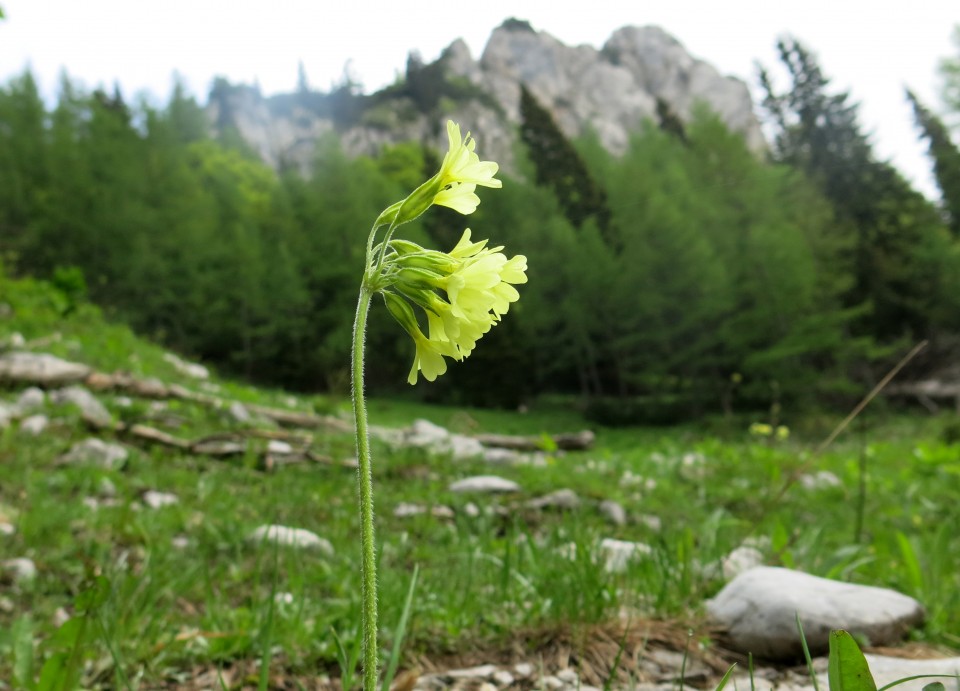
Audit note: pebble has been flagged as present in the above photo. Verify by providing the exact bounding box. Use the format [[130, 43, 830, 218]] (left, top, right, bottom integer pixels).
[[247, 525, 334, 555]]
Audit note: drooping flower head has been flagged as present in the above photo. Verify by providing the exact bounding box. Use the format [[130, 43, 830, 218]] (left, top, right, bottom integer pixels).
[[382, 229, 527, 384], [367, 121, 524, 385]]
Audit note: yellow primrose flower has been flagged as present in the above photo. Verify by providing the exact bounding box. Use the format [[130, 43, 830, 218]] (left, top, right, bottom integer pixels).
[[390, 121, 501, 225], [383, 229, 527, 384]]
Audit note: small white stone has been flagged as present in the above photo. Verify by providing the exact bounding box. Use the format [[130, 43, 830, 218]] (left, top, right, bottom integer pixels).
[[492, 670, 514, 687], [143, 490, 179, 509], [525, 489, 580, 510], [171, 535, 189, 549], [599, 499, 627, 526], [3, 557, 37, 583], [18, 414, 48, 435], [15, 386, 45, 412], [266, 440, 294, 454], [799, 471, 842, 490], [513, 663, 534, 678], [52, 607, 71, 628], [0, 522, 15, 536], [556, 668, 579, 684], [60, 438, 128, 469], [600, 538, 652, 573], [449, 475, 520, 493], [228, 401, 251, 423], [541, 676, 564, 690], [463, 502, 480, 517], [247, 525, 334, 554], [445, 664, 499, 679], [482, 448, 522, 464]]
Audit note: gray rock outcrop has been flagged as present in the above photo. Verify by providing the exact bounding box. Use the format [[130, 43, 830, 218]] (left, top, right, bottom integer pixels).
[[706, 566, 925, 659], [211, 21, 765, 176]]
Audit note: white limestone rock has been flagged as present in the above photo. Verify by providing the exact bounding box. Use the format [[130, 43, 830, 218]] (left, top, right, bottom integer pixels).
[[599, 537, 653, 573], [163, 352, 210, 379], [0, 352, 91, 385], [449, 475, 520, 493], [706, 566, 925, 659], [525, 489, 580, 510], [266, 440, 294, 455], [599, 499, 627, 526], [209, 22, 765, 183], [51, 386, 112, 426], [15, 386, 45, 413], [18, 414, 48, 436], [60, 438, 129, 470], [142, 490, 179, 509], [2, 558, 37, 584], [393, 502, 455, 519], [247, 524, 334, 554]]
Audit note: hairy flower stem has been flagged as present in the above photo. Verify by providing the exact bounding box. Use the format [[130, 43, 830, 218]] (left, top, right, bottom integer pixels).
[[351, 285, 378, 691]]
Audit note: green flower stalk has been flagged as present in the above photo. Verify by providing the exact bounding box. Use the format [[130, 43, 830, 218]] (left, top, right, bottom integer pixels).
[[350, 121, 525, 690]]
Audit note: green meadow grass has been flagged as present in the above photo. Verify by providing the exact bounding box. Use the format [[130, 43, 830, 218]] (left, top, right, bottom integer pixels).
[[1, 281, 959, 687]]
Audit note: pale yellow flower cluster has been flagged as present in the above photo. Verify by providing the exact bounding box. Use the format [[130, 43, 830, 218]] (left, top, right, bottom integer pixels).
[[384, 229, 527, 384], [369, 120, 524, 385]]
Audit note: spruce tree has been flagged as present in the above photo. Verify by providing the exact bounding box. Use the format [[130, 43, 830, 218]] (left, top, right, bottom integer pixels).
[[907, 88, 960, 237], [518, 85, 612, 242]]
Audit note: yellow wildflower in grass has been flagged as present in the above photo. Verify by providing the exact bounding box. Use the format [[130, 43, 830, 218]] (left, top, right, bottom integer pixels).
[[352, 120, 518, 691]]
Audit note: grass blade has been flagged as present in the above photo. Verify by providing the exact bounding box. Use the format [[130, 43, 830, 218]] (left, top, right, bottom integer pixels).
[[380, 564, 420, 691], [796, 613, 821, 691]]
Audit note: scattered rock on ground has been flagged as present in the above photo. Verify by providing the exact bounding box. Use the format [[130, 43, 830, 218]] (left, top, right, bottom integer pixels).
[[228, 401, 251, 423], [142, 490, 179, 509], [15, 386, 45, 413], [51, 385, 112, 426], [2, 558, 37, 584], [393, 502, 456, 519], [60, 438, 129, 470], [525, 489, 580, 510], [706, 566, 925, 659], [599, 537, 653, 573], [799, 470, 842, 490], [247, 525, 334, 554], [163, 352, 210, 379], [449, 475, 520, 493], [266, 439, 294, 455], [404, 418, 485, 460], [0, 352, 91, 385], [481, 447, 523, 465], [18, 414, 48, 436], [599, 499, 627, 526]]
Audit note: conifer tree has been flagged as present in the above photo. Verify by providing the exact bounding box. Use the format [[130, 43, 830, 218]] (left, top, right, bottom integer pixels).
[[518, 85, 612, 242], [907, 89, 960, 237]]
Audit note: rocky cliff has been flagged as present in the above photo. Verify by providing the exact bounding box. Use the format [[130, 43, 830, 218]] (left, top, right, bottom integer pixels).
[[208, 20, 765, 174]]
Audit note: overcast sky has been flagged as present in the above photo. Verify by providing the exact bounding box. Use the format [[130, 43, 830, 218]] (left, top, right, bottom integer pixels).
[[2, 1, 957, 199]]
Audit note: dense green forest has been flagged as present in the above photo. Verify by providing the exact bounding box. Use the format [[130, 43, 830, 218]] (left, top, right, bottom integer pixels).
[[2, 38, 960, 421]]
